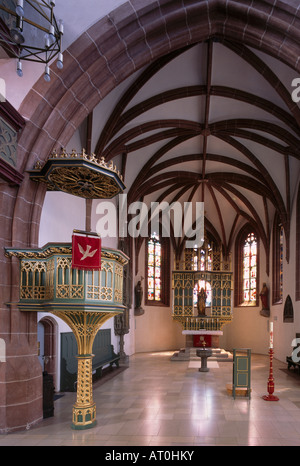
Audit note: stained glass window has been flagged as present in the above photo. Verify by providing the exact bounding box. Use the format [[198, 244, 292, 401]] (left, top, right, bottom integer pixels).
[[242, 232, 257, 304], [279, 224, 284, 301], [147, 233, 161, 301], [191, 242, 212, 271]]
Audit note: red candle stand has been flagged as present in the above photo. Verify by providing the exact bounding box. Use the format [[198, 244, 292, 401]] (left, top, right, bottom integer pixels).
[[262, 348, 279, 401]]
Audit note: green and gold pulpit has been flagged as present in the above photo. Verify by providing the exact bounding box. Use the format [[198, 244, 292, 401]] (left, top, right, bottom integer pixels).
[[5, 243, 129, 429]]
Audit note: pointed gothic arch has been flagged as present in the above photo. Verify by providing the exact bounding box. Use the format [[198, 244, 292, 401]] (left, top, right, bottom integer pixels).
[[283, 295, 294, 323]]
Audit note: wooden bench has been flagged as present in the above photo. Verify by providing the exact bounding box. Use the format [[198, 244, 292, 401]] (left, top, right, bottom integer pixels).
[[286, 356, 300, 373], [286, 333, 300, 373], [60, 329, 120, 392], [92, 344, 120, 380]]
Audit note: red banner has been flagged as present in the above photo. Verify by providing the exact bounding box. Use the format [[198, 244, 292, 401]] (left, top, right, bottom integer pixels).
[[72, 234, 101, 270]]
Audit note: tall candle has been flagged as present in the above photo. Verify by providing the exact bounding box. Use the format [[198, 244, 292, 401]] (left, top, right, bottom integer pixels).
[[269, 322, 273, 348]]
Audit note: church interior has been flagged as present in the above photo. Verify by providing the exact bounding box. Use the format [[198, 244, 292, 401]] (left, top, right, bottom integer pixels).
[[1, 0, 300, 446]]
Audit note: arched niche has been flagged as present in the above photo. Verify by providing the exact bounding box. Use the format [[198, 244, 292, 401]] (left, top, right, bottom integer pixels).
[[283, 295, 294, 323]]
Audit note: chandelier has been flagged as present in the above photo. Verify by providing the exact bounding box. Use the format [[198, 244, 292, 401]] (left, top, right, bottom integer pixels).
[[0, 0, 63, 81]]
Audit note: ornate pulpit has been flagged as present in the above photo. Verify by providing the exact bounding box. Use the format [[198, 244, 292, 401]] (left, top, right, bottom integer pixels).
[[5, 243, 129, 429]]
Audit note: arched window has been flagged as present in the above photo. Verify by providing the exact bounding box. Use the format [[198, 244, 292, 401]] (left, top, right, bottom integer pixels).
[[145, 233, 170, 305], [283, 295, 293, 323], [242, 232, 258, 304], [235, 225, 259, 306], [272, 214, 284, 304]]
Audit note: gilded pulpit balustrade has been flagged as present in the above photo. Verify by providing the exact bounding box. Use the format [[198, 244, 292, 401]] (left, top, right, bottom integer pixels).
[[13, 245, 126, 307], [86, 262, 113, 301], [20, 260, 47, 300], [56, 257, 84, 300]]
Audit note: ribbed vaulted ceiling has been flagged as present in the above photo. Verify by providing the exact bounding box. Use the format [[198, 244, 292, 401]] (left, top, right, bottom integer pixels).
[[87, 38, 300, 268], [4, 0, 299, 266]]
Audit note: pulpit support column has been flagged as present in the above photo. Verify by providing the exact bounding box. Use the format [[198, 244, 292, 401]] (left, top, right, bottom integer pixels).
[[52, 310, 118, 429], [73, 354, 96, 428]]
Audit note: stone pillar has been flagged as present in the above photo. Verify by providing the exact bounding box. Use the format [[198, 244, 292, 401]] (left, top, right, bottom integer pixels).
[[0, 283, 43, 434]]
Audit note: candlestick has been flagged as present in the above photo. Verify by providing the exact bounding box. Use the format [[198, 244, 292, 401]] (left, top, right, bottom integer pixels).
[[262, 347, 279, 401], [269, 321, 273, 348]]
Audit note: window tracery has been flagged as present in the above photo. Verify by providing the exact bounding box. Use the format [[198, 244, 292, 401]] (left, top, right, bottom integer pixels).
[[147, 233, 161, 302], [146, 232, 170, 305], [242, 232, 258, 304], [235, 225, 259, 307]]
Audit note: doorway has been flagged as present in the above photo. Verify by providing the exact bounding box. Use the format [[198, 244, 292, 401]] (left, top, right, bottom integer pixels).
[[37, 316, 58, 384]]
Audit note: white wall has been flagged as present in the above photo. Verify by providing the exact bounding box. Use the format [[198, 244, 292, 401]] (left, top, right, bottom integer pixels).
[[134, 242, 185, 353], [38, 191, 86, 246]]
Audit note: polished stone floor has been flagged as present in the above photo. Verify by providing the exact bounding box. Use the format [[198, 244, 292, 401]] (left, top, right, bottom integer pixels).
[[1, 351, 300, 446]]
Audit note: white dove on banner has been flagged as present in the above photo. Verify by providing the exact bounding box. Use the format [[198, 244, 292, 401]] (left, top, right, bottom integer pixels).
[[78, 243, 98, 261]]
